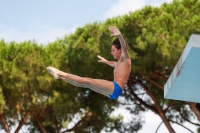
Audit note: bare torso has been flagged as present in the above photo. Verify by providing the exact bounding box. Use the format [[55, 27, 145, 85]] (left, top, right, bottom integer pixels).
[[114, 58, 131, 89]]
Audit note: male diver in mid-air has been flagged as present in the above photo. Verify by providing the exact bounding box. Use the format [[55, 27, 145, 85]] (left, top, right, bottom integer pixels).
[[47, 26, 131, 99]]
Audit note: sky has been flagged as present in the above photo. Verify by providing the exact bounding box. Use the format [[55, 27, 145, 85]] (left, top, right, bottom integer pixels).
[[0, 0, 198, 132], [0, 0, 173, 44]]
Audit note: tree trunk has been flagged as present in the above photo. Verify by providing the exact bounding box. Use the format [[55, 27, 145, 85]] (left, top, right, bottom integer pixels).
[[158, 112, 176, 133], [0, 114, 10, 133], [14, 111, 30, 133], [34, 114, 48, 133], [189, 102, 200, 121], [153, 93, 175, 133]]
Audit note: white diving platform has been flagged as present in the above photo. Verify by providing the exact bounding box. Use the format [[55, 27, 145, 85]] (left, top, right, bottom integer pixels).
[[164, 34, 200, 103]]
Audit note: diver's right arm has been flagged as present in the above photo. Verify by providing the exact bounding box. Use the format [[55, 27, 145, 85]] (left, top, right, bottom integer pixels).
[[97, 55, 117, 67]]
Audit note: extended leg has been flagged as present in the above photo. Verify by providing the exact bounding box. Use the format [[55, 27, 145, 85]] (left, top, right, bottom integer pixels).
[[47, 67, 114, 97]]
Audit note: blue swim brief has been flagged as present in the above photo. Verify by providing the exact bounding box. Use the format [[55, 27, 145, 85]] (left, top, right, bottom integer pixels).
[[109, 82, 123, 99]]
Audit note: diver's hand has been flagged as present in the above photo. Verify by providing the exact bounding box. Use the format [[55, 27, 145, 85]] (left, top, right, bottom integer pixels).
[[109, 26, 121, 37], [97, 55, 107, 63]]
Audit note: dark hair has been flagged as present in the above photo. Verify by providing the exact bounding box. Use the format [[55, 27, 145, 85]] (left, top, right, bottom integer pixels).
[[112, 38, 121, 50], [112, 37, 128, 50]]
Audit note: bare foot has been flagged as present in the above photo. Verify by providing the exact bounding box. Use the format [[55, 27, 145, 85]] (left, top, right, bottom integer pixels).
[[46, 67, 59, 79]]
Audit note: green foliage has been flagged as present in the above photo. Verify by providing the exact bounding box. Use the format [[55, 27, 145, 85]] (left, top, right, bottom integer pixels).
[[0, 38, 123, 132], [198, 127, 200, 133], [0, 86, 5, 114]]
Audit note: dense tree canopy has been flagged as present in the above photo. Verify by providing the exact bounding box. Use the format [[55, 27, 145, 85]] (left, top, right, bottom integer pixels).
[[0, 0, 200, 132]]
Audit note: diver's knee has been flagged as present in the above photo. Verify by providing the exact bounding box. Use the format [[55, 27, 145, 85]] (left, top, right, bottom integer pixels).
[[84, 78, 93, 85]]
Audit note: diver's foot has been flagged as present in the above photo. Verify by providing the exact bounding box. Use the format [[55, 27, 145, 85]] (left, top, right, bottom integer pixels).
[[46, 67, 59, 79]]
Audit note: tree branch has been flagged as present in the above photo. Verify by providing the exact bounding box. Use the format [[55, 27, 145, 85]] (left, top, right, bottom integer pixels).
[[61, 111, 93, 133], [189, 102, 200, 121], [0, 114, 10, 133], [34, 114, 48, 133], [179, 112, 200, 126], [164, 100, 175, 113], [170, 120, 194, 133], [153, 71, 168, 79], [131, 77, 162, 112], [145, 77, 164, 91], [15, 110, 31, 133], [127, 78, 158, 114], [155, 121, 163, 133], [130, 76, 175, 133]]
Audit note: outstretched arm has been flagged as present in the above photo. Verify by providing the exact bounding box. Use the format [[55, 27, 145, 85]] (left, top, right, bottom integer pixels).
[[109, 26, 129, 59], [97, 55, 117, 67]]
